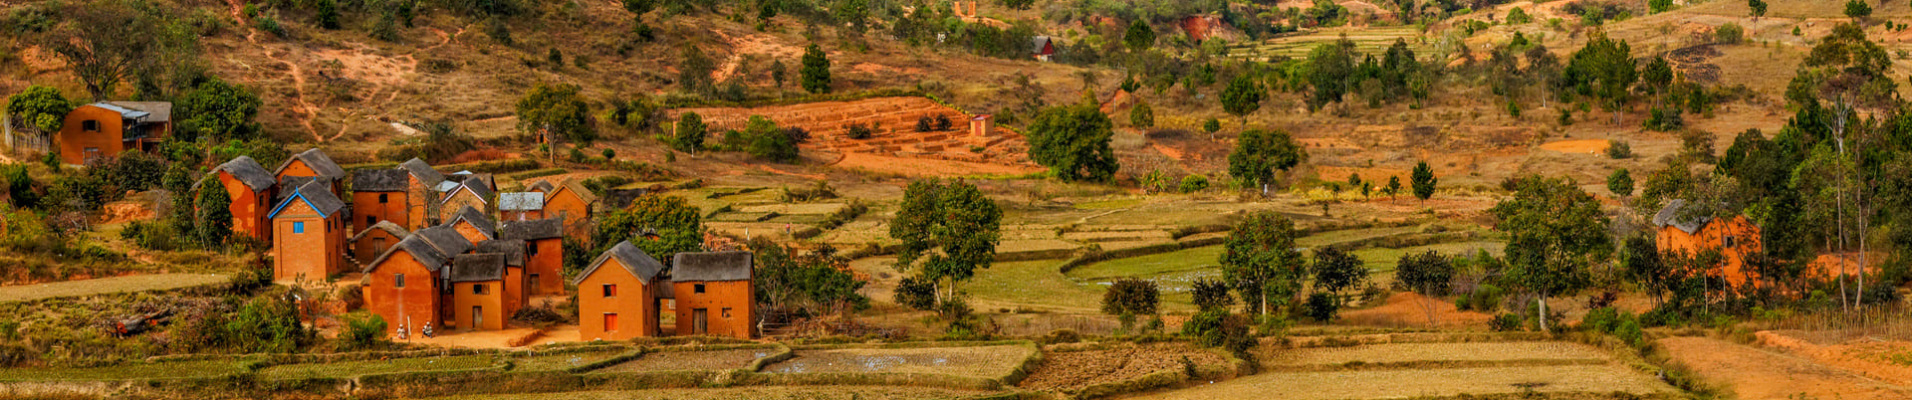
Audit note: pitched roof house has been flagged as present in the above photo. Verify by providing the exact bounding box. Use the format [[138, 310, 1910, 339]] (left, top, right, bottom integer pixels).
[[447, 205, 497, 243], [499, 192, 546, 221], [440, 175, 495, 223], [543, 179, 599, 237], [275, 148, 347, 181], [350, 220, 410, 266], [1031, 36, 1056, 62], [269, 180, 349, 282], [1654, 199, 1764, 287], [350, 168, 410, 231], [56, 102, 171, 165], [670, 251, 756, 338], [202, 156, 278, 242], [362, 233, 457, 335], [573, 241, 668, 340], [500, 218, 565, 296], [449, 253, 519, 331]]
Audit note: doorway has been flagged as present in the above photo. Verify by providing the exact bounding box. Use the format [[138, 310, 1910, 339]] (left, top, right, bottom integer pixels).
[[692, 308, 708, 334], [472, 306, 483, 329]]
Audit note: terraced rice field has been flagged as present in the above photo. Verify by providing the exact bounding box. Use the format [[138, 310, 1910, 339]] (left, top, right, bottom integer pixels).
[[0, 359, 249, 382], [0, 273, 229, 302], [1265, 342, 1608, 366], [766, 345, 1034, 379], [1226, 27, 1434, 61], [420, 386, 1004, 400], [1020, 343, 1230, 391], [256, 355, 496, 380], [593, 348, 775, 373], [508, 349, 629, 372], [1138, 364, 1673, 400]]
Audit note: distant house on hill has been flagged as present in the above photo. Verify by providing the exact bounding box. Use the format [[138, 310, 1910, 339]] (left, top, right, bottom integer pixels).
[[1032, 36, 1056, 62], [1654, 199, 1764, 287], [56, 102, 171, 165]]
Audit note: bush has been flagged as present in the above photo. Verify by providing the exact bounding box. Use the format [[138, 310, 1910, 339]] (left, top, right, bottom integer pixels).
[[1581, 307, 1624, 333], [893, 275, 937, 310], [1179, 174, 1209, 193], [845, 122, 874, 139], [1606, 140, 1632, 159], [915, 116, 934, 132], [934, 114, 953, 131], [1304, 292, 1339, 322], [1615, 319, 1643, 346], [336, 312, 388, 351], [601, 148, 616, 160], [1490, 313, 1523, 331], [1715, 22, 1744, 44], [1102, 278, 1160, 317]]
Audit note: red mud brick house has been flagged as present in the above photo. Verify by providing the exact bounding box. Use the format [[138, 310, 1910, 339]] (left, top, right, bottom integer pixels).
[[270, 180, 349, 282], [363, 225, 472, 335], [500, 218, 565, 296], [400, 158, 450, 228], [56, 102, 170, 165], [671, 251, 755, 339], [350, 221, 409, 266], [526, 180, 556, 194], [201, 156, 278, 242], [440, 176, 495, 223], [498, 192, 546, 221], [541, 179, 598, 237], [274, 148, 346, 197], [1654, 199, 1765, 287], [446, 205, 497, 244], [573, 241, 668, 341], [475, 239, 529, 311], [449, 253, 518, 331], [350, 168, 409, 232]]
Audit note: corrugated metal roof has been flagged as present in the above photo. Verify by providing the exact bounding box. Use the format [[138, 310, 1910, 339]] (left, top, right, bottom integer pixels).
[[103, 101, 171, 122], [499, 192, 545, 211]]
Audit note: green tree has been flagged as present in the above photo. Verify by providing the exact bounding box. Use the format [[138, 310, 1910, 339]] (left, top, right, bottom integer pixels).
[[1395, 250, 1455, 325], [1306, 39, 1357, 111], [1123, 20, 1155, 52], [1845, 0, 1872, 20], [336, 312, 388, 350], [890, 179, 1002, 304], [673, 112, 707, 154], [1490, 176, 1610, 332], [175, 77, 263, 142], [1129, 101, 1154, 128], [196, 180, 232, 248], [1564, 33, 1636, 124], [516, 83, 594, 143], [743, 115, 799, 162], [770, 59, 787, 89], [1026, 101, 1118, 182], [1102, 278, 1160, 322], [1622, 235, 1673, 306], [593, 195, 703, 258], [1749, 0, 1767, 33], [5, 85, 72, 134], [1221, 211, 1307, 315], [1220, 75, 1264, 128], [1410, 161, 1437, 201], [1385, 176, 1402, 199], [316, 0, 341, 29], [752, 238, 868, 317], [800, 44, 832, 94], [1607, 168, 1635, 197], [1310, 246, 1367, 306], [1202, 118, 1221, 139], [678, 45, 716, 94], [1228, 129, 1307, 195], [37, 0, 196, 100], [1190, 278, 1235, 312]]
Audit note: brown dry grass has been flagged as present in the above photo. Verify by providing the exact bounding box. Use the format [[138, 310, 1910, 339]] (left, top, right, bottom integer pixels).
[[1265, 342, 1609, 366], [420, 386, 1003, 400], [1659, 335, 1912, 399], [1019, 342, 1228, 391], [0, 273, 229, 302]]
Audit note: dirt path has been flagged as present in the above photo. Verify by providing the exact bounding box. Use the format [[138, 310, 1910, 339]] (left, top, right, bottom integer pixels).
[[1659, 336, 1912, 400], [0, 273, 228, 302]]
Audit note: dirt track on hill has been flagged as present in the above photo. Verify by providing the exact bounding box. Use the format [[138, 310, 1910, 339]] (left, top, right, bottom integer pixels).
[[1659, 336, 1912, 400]]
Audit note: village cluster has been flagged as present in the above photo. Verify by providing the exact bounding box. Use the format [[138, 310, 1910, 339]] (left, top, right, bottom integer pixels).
[[185, 143, 757, 340]]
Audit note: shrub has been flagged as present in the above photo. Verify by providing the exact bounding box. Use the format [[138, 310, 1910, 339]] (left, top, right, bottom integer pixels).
[[1490, 313, 1523, 331], [336, 312, 388, 351], [1304, 292, 1339, 322], [1606, 140, 1632, 159], [601, 148, 616, 160], [893, 276, 937, 310], [1102, 278, 1160, 317], [1615, 319, 1644, 346], [1581, 307, 1624, 333], [934, 114, 953, 131], [1191, 278, 1235, 311], [1179, 174, 1209, 193], [845, 122, 874, 139], [915, 116, 934, 132], [1715, 22, 1744, 44]]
